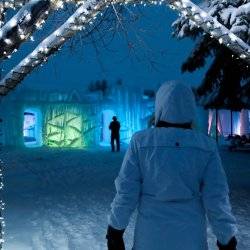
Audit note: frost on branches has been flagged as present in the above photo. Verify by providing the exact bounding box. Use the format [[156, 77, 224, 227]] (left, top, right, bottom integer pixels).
[[0, 0, 51, 60], [172, 0, 250, 110]]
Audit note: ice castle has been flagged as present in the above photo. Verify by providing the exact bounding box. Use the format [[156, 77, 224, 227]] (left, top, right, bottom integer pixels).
[[0, 84, 154, 148]]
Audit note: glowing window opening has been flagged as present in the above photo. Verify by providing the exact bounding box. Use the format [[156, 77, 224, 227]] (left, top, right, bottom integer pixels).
[[23, 108, 42, 147]]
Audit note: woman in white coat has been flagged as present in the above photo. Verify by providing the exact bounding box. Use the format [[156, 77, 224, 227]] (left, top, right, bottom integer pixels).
[[106, 82, 237, 250]]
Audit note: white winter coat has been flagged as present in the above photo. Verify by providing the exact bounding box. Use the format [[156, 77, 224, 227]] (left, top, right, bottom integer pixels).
[[109, 82, 237, 250]]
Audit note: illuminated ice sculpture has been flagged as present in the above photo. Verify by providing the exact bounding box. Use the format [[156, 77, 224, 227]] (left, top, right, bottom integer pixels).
[[0, 85, 154, 148]]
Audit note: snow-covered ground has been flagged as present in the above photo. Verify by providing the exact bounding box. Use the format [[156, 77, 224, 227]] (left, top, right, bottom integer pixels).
[[1, 146, 250, 250]]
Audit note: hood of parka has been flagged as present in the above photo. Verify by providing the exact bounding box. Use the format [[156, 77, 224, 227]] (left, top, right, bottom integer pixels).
[[155, 82, 196, 124]]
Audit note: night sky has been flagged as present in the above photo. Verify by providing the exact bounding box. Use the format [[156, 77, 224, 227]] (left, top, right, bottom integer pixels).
[[2, 3, 208, 93]]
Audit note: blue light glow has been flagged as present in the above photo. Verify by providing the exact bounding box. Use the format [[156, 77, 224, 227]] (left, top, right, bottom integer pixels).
[[100, 110, 115, 146], [23, 108, 42, 147]]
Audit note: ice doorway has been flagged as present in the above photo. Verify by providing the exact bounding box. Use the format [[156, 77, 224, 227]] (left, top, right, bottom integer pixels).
[[23, 108, 42, 147], [100, 110, 115, 146]]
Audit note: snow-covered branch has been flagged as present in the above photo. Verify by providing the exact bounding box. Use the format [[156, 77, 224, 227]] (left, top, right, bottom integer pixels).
[[0, 1, 29, 10], [0, 1, 35, 27], [0, 0, 69, 60], [0, 0, 85, 10], [0, 1, 89, 59], [226, 3, 250, 43], [0, 0, 108, 95], [169, 0, 250, 62]]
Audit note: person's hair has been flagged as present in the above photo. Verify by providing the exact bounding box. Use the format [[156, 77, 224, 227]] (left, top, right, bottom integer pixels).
[[112, 116, 117, 121]]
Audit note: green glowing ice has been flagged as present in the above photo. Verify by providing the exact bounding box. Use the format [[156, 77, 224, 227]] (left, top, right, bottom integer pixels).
[[45, 111, 83, 148]]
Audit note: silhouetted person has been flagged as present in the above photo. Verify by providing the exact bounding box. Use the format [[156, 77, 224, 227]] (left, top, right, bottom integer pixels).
[[109, 116, 120, 152]]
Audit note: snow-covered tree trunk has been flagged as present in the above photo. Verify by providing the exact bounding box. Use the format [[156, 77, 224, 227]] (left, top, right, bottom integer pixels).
[[0, 0, 110, 95], [0, 0, 98, 59], [0, 0, 60, 60], [0, 0, 30, 22]]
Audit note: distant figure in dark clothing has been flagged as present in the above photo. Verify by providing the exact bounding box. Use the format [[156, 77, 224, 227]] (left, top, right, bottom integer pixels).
[[109, 116, 120, 152]]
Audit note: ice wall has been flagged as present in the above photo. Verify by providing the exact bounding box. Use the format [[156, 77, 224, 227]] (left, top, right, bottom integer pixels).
[[108, 85, 153, 144], [44, 104, 99, 148], [0, 86, 154, 148]]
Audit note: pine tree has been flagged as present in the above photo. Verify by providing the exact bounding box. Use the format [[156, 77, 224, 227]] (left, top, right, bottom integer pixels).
[[172, 0, 250, 109]]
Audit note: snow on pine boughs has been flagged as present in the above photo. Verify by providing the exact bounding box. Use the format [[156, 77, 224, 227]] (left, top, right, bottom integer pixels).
[[172, 0, 250, 109], [172, 0, 250, 43]]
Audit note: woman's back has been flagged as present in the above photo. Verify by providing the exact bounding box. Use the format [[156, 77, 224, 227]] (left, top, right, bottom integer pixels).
[[135, 127, 214, 202], [131, 127, 216, 250], [107, 82, 237, 250]]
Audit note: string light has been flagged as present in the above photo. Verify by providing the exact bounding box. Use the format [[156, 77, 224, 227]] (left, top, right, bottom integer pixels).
[[3, 38, 12, 45], [0, 0, 52, 59], [0, 0, 249, 97], [0, 0, 86, 60], [0, 1, 29, 10], [219, 38, 223, 44], [0, 2, 249, 245], [0, 0, 86, 11], [170, 0, 250, 62], [0, 159, 5, 250]]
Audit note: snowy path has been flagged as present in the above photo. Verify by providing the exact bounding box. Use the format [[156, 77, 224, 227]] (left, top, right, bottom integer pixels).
[[1, 147, 250, 250]]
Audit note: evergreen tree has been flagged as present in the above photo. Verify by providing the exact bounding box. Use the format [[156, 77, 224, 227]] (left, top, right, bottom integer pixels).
[[172, 0, 250, 109]]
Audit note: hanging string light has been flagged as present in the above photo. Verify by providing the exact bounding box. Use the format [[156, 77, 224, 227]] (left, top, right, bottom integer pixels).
[[0, 1, 249, 243], [0, 0, 249, 96], [0, 159, 4, 250]]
